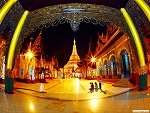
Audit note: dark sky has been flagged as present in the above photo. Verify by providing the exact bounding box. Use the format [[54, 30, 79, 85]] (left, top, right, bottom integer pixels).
[[22, 22, 106, 67]]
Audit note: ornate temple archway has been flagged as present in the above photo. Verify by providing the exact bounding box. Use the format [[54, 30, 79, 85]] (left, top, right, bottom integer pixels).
[[120, 50, 130, 78], [103, 60, 108, 75], [0, 0, 150, 93], [110, 55, 117, 75]]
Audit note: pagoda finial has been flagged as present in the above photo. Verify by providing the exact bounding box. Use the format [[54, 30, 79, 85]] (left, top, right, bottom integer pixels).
[[28, 37, 33, 50], [73, 38, 76, 45], [39, 29, 42, 35]]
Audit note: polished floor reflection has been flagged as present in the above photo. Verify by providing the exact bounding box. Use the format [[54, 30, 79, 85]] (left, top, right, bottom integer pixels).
[[0, 78, 150, 113]]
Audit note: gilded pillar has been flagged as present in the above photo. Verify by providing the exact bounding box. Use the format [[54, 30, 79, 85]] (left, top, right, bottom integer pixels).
[[121, 8, 147, 90], [5, 10, 29, 93]]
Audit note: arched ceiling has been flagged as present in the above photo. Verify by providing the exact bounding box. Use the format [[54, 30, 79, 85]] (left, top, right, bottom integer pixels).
[[18, 0, 129, 11], [1, 0, 149, 69]]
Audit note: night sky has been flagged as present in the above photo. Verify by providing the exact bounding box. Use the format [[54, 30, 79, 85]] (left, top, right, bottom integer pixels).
[[22, 22, 107, 67]]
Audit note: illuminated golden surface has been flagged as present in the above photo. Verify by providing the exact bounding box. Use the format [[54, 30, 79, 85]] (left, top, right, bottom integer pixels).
[[7, 10, 29, 69], [135, 0, 150, 21], [0, 78, 150, 113], [1, 78, 136, 100], [0, 0, 18, 24], [121, 8, 145, 67], [64, 39, 80, 74]]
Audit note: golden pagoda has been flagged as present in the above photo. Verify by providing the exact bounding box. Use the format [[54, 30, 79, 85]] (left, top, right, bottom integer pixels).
[[64, 38, 80, 76]]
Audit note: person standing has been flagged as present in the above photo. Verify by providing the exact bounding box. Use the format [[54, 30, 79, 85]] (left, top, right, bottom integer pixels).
[[95, 82, 98, 92], [99, 78, 102, 90]]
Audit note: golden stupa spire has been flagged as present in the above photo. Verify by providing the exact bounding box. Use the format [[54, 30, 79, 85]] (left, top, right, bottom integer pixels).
[[64, 38, 80, 74], [72, 38, 77, 55]]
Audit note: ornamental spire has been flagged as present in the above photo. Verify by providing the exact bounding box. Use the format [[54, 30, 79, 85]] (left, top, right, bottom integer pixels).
[[72, 38, 77, 55], [32, 30, 44, 57]]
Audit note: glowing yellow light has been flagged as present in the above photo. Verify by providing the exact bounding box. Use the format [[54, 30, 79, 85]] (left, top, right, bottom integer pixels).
[[29, 103, 34, 111], [28, 52, 33, 58], [7, 10, 29, 69], [99, 58, 101, 62], [25, 50, 34, 59], [90, 99, 100, 109], [147, 93, 149, 96], [91, 57, 96, 62], [0, 0, 18, 24], [134, 0, 150, 21], [120, 8, 145, 67]]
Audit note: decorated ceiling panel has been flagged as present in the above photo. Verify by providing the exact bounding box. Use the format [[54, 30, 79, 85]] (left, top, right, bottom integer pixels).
[[23, 3, 127, 35]]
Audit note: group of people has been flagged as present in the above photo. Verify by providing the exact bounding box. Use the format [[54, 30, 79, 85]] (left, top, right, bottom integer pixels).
[[89, 78, 102, 93]]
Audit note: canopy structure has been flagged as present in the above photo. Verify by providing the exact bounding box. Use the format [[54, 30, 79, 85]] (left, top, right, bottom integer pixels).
[[0, 0, 150, 93]]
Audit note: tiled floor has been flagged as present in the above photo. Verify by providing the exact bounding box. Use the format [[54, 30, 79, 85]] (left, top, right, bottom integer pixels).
[[0, 78, 150, 113]]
